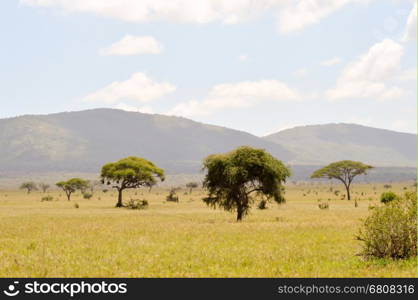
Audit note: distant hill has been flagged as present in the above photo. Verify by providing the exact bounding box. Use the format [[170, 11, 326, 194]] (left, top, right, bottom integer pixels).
[[0, 110, 416, 177], [264, 123, 416, 167], [0, 109, 292, 173]]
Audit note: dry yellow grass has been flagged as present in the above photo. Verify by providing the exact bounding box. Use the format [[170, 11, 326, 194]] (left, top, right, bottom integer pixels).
[[0, 182, 416, 277]]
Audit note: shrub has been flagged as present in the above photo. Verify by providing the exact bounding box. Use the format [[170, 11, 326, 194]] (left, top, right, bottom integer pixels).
[[83, 192, 93, 199], [74, 203, 79, 209], [380, 191, 398, 204], [318, 202, 329, 210], [357, 192, 417, 259], [383, 184, 392, 189], [258, 200, 268, 210], [166, 189, 179, 202], [126, 199, 149, 210], [41, 195, 54, 202]]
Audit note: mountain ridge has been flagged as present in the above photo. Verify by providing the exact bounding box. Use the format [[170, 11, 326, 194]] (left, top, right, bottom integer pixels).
[[0, 109, 416, 174]]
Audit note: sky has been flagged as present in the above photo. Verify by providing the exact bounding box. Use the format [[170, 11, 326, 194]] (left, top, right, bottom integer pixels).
[[0, 0, 416, 136]]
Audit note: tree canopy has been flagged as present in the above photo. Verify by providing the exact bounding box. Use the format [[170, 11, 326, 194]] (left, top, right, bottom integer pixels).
[[186, 182, 199, 194], [20, 182, 38, 194], [311, 160, 373, 200], [101, 156, 165, 207], [202, 146, 291, 221], [56, 178, 89, 201]]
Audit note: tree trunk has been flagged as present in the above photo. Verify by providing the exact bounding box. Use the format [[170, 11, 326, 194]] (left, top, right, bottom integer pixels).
[[116, 189, 123, 207], [236, 206, 243, 222], [345, 184, 351, 200], [66, 191, 71, 201]]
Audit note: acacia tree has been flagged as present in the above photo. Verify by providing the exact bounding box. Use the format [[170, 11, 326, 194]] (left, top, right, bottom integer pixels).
[[186, 182, 199, 194], [39, 183, 50, 193], [100, 156, 165, 207], [20, 182, 37, 194], [202, 146, 291, 221], [311, 160, 373, 201], [56, 178, 89, 201]]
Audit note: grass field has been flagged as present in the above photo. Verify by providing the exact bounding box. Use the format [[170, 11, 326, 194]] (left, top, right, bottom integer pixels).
[[0, 182, 416, 277]]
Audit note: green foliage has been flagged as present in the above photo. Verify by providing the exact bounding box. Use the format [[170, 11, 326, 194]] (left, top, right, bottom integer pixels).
[[202, 146, 290, 221], [56, 178, 89, 201], [101, 156, 165, 207], [357, 192, 417, 259], [19, 182, 38, 194], [83, 192, 93, 199], [257, 200, 267, 210], [166, 188, 179, 202], [318, 202, 329, 210], [125, 199, 149, 210], [41, 195, 54, 202], [311, 160, 373, 200], [380, 191, 399, 204], [39, 183, 50, 193], [186, 182, 199, 194]]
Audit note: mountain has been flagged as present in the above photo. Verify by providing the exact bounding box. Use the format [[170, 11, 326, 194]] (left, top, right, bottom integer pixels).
[[264, 123, 416, 167], [0, 109, 292, 173], [0, 110, 415, 176]]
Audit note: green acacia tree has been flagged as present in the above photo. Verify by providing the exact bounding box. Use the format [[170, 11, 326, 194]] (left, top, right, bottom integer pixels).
[[202, 146, 291, 221], [56, 178, 89, 201], [100, 156, 165, 207], [186, 182, 199, 194], [20, 181, 38, 194], [311, 160, 373, 201]]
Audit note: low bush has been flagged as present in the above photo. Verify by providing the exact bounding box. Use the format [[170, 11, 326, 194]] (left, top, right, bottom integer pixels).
[[357, 191, 417, 259], [83, 192, 93, 199], [41, 195, 54, 202], [126, 199, 149, 210], [380, 191, 398, 204], [258, 200, 267, 210], [318, 202, 329, 210], [166, 189, 179, 202]]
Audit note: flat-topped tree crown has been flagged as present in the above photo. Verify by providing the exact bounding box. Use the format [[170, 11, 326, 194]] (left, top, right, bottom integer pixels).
[[56, 178, 89, 201], [101, 156, 165, 207], [311, 160, 373, 201], [202, 146, 291, 221]]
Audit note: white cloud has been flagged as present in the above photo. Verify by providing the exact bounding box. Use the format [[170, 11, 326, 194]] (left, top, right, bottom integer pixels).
[[277, 0, 369, 34], [21, 0, 284, 24], [293, 68, 308, 78], [99, 35, 162, 56], [326, 39, 405, 101], [115, 103, 155, 114], [83, 72, 176, 104], [320, 57, 342, 66], [402, 2, 417, 42], [168, 79, 300, 117], [21, 0, 373, 34]]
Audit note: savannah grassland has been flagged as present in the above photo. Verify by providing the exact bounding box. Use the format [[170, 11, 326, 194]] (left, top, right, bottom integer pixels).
[[0, 182, 416, 278]]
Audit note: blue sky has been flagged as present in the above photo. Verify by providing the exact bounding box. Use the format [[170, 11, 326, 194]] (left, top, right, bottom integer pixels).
[[0, 0, 416, 136]]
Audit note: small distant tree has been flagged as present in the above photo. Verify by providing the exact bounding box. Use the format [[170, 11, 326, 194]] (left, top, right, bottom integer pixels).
[[39, 183, 50, 193], [186, 182, 199, 194], [100, 156, 165, 207], [202, 146, 291, 221], [311, 160, 373, 201], [56, 178, 89, 201], [20, 182, 37, 194]]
